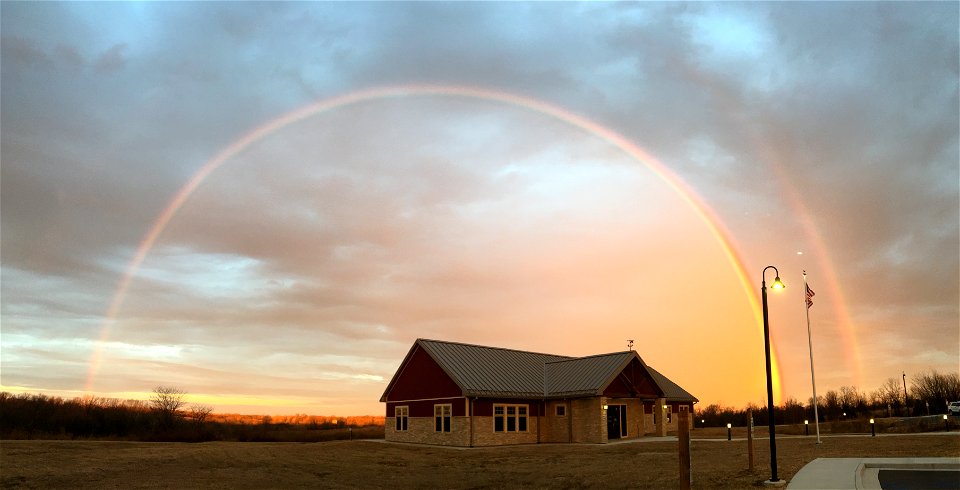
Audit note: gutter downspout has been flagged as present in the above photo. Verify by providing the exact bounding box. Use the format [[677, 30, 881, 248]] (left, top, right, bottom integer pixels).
[[537, 401, 541, 443]]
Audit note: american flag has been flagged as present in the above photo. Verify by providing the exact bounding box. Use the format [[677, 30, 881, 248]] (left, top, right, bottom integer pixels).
[[806, 284, 816, 308]]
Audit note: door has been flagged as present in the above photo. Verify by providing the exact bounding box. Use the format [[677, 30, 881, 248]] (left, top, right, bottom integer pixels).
[[607, 404, 627, 439]]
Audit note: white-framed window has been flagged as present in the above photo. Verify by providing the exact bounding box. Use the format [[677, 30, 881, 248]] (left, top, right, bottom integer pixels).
[[679, 405, 689, 413], [555, 404, 566, 417], [434, 404, 452, 432], [395, 406, 408, 431], [493, 404, 528, 432], [667, 405, 672, 424]]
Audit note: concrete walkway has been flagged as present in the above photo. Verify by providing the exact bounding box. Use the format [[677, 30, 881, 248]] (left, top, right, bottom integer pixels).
[[787, 457, 960, 490], [617, 431, 960, 443]]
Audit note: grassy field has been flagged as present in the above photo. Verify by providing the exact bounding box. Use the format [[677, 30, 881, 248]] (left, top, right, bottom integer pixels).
[[3, 432, 958, 489]]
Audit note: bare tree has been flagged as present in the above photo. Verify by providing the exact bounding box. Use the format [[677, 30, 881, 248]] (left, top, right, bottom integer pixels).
[[188, 404, 214, 424], [823, 390, 841, 420], [151, 386, 187, 427], [910, 370, 960, 413], [838, 385, 866, 416], [873, 377, 904, 415]]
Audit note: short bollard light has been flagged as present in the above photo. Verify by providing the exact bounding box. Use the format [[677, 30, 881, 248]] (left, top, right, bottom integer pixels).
[[727, 423, 732, 441], [945, 414, 950, 431], [870, 418, 875, 437], [804, 419, 809, 436]]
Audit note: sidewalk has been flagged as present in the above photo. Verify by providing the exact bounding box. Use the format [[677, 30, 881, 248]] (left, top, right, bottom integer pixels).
[[787, 457, 960, 490]]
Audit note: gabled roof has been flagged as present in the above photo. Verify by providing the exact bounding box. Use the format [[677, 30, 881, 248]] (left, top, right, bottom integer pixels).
[[646, 365, 698, 402], [418, 338, 567, 398], [544, 351, 641, 397], [382, 338, 695, 402]]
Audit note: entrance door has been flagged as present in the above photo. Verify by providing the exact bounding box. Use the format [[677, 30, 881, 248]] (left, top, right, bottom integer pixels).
[[607, 404, 627, 439]]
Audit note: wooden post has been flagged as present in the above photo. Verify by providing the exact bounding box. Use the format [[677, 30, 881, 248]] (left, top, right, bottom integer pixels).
[[747, 409, 754, 472], [678, 411, 691, 490]]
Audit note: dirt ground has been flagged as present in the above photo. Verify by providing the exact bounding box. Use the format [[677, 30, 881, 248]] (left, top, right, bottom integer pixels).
[[3, 432, 958, 489]]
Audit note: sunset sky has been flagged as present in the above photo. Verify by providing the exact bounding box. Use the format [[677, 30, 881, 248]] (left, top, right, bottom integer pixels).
[[2, 2, 957, 416]]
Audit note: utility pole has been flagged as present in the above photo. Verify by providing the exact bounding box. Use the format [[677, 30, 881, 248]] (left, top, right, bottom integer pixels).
[[902, 372, 909, 416]]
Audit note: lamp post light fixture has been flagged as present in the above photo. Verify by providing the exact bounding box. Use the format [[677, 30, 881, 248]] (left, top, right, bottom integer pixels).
[[727, 423, 732, 441], [870, 418, 875, 437], [760, 265, 786, 486], [804, 420, 809, 436]]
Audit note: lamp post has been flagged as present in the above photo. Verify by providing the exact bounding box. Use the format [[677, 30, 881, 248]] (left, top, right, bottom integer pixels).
[[727, 423, 732, 441], [761, 265, 785, 486]]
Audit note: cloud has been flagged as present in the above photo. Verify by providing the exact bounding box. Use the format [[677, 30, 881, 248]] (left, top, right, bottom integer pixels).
[[1, 2, 956, 414]]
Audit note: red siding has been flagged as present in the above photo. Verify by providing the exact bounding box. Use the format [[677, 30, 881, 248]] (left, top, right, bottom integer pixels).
[[383, 345, 463, 402], [603, 357, 662, 397]]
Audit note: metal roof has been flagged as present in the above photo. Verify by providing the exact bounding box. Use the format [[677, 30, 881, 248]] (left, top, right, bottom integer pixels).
[[404, 339, 696, 401], [645, 365, 699, 402], [544, 351, 636, 397], [418, 338, 568, 398]]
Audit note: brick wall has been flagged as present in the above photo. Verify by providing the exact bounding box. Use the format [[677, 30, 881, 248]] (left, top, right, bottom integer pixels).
[[385, 416, 470, 446], [384, 397, 688, 446], [540, 400, 571, 443], [471, 415, 539, 446], [570, 397, 604, 443]]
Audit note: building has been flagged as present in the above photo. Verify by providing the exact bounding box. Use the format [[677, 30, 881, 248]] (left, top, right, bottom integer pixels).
[[380, 338, 698, 446]]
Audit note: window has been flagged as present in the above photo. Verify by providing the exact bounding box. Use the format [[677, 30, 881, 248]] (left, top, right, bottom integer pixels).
[[667, 405, 672, 424], [555, 404, 566, 417], [395, 406, 408, 431], [434, 404, 451, 432], [493, 404, 528, 433], [679, 405, 689, 413]]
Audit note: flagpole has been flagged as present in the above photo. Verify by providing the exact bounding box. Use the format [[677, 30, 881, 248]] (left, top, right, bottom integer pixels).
[[804, 271, 821, 444]]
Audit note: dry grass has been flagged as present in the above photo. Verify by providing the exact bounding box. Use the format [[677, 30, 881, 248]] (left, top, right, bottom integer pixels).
[[2, 432, 958, 489]]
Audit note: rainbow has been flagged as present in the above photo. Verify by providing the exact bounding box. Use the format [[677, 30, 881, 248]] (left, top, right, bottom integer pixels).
[[746, 140, 864, 389], [84, 84, 783, 400]]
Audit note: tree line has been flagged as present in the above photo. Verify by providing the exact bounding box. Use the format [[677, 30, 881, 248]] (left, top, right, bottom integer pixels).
[[0, 387, 385, 442], [696, 369, 960, 427]]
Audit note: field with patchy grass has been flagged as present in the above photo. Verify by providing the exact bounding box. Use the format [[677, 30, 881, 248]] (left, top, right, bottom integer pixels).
[[3, 431, 958, 489]]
